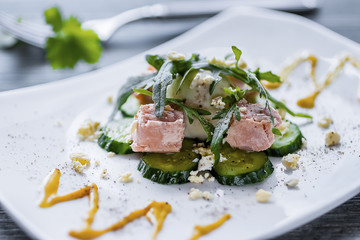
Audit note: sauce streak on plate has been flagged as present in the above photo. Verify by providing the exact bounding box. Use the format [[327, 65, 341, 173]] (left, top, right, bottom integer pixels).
[[190, 213, 231, 240], [39, 169, 171, 240]]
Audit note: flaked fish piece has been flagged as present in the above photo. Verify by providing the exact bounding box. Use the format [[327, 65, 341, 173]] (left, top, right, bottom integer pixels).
[[226, 100, 282, 152], [131, 104, 185, 152]]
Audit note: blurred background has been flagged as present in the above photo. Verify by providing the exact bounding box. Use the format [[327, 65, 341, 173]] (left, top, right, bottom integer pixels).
[[0, 0, 360, 239]]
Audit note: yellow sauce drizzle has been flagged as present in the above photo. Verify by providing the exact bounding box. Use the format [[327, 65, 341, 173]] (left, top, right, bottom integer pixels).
[[189, 213, 231, 240], [39, 169, 171, 240], [262, 53, 360, 108]]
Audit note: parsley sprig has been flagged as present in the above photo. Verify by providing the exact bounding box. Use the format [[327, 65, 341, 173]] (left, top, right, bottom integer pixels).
[[44, 7, 102, 69]]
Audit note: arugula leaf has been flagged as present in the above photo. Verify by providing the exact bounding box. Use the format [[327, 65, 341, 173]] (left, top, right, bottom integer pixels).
[[44, 7, 102, 69], [253, 68, 281, 83], [145, 55, 166, 71], [167, 98, 214, 141], [272, 128, 282, 136], [209, 69, 222, 95], [211, 104, 238, 164], [231, 46, 242, 69], [133, 88, 153, 97], [109, 73, 156, 121], [152, 61, 174, 117]]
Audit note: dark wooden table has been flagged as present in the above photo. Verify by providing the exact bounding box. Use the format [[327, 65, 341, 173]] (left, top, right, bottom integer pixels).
[[1, 0, 360, 239]]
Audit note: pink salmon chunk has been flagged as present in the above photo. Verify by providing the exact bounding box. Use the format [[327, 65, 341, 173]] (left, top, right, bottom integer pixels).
[[131, 104, 185, 153], [226, 100, 282, 152]]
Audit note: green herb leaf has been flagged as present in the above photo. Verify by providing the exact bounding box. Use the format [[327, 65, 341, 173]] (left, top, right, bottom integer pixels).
[[209, 69, 222, 95], [44, 7, 62, 32], [133, 88, 153, 97], [145, 55, 166, 71], [253, 68, 281, 83], [211, 104, 237, 164], [167, 98, 214, 141], [44, 7, 102, 69], [272, 128, 282, 136], [152, 61, 174, 118], [231, 46, 242, 69]]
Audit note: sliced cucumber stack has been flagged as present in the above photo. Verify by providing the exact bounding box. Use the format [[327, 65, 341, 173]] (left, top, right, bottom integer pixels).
[[266, 122, 303, 157], [213, 144, 273, 186], [120, 94, 140, 118], [98, 118, 134, 154], [138, 139, 199, 184]]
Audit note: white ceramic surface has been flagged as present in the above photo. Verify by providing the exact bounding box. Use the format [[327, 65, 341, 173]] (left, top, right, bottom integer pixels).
[[0, 6, 360, 240]]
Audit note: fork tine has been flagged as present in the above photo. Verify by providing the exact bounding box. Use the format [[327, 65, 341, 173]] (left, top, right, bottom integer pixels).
[[0, 11, 52, 48]]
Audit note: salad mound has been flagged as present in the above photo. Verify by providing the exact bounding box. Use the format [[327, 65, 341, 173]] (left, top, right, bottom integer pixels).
[[98, 46, 310, 185]]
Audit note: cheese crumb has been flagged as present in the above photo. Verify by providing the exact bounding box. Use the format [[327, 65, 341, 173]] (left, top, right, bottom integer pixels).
[[167, 51, 185, 61], [188, 171, 205, 184], [282, 154, 300, 170], [94, 160, 100, 166], [107, 96, 113, 104], [119, 173, 133, 183], [325, 131, 340, 146], [318, 117, 333, 128], [211, 96, 226, 110], [188, 188, 213, 201], [77, 120, 100, 141], [255, 189, 272, 203], [70, 153, 90, 173], [285, 179, 299, 188], [101, 169, 109, 179], [107, 152, 116, 158], [193, 144, 215, 171], [190, 70, 214, 89]]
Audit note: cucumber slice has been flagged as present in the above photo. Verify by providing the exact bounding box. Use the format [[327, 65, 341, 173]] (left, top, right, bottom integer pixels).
[[97, 118, 134, 154], [266, 122, 303, 157], [138, 139, 199, 184], [213, 144, 273, 186], [120, 94, 140, 118]]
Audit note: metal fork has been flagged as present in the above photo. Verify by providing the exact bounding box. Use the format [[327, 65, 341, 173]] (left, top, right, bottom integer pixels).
[[0, 1, 318, 49]]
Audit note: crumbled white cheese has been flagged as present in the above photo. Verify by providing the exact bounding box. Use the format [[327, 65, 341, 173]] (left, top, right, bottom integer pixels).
[[282, 154, 300, 170], [207, 177, 215, 182], [192, 158, 199, 163], [188, 188, 213, 201], [255, 189, 272, 203], [190, 70, 214, 89], [167, 51, 185, 61], [94, 160, 100, 166], [219, 154, 227, 163], [198, 155, 214, 171], [188, 188, 203, 200], [318, 117, 333, 128], [278, 121, 290, 133], [101, 169, 109, 180], [119, 173, 133, 183], [202, 191, 214, 200], [285, 179, 299, 188], [70, 152, 90, 173], [107, 96, 113, 104], [188, 171, 205, 184], [325, 131, 340, 146], [107, 152, 116, 158], [208, 58, 234, 68], [211, 96, 226, 110], [77, 120, 100, 141]]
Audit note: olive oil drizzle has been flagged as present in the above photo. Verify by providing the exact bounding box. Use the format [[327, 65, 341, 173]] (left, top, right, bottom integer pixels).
[[189, 213, 231, 240], [39, 169, 171, 240]]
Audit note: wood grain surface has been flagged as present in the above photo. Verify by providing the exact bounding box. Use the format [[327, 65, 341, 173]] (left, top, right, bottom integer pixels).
[[0, 0, 359, 239]]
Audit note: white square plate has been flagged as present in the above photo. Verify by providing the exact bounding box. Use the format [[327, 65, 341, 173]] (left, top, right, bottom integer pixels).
[[0, 6, 359, 240]]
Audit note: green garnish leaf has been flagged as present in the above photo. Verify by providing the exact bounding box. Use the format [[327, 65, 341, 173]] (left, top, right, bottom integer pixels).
[[211, 104, 238, 164], [133, 88, 153, 97], [145, 55, 166, 71], [231, 46, 242, 69], [272, 128, 282, 136], [152, 61, 174, 118], [253, 68, 281, 83], [167, 99, 214, 141], [44, 7, 102, 69]]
